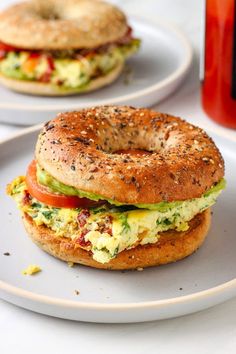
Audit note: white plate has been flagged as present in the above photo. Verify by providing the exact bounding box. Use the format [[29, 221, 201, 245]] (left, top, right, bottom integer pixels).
[[0, 18, 192, 125], [0, 126, 235, 323]]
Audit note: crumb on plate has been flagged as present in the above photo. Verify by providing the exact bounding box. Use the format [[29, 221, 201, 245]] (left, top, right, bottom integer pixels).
[[3, 252, 10, 256], [22, 265, 41, 276], [137, 267, 143, 271]]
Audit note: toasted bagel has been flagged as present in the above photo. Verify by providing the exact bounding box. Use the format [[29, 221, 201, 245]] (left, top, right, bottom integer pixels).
[[0, 0, 127, 50], [36, 106, 224, 204], [22, 209, 211, 270]]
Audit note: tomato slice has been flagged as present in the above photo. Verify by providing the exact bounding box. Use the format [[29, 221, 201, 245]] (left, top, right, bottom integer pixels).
[[117, 26, 133, 44], [26, 160, 104, 209], [0, 41, 17, 52], [0, 41, 17, 59]]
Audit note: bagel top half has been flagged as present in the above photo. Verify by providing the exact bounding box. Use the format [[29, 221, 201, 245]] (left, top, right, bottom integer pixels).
[[36, 106, 225, 205], [0, 0, 128, 50]]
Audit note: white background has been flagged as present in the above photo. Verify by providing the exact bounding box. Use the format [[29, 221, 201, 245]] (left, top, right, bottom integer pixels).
[[0, 0, 236, 353]]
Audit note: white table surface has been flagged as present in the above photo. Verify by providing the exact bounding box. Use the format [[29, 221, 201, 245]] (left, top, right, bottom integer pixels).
[[0, 0, 236, 353]]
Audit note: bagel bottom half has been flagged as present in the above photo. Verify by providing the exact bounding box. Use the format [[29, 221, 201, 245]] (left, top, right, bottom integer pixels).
[[0, 62, 123, 96], [22, 209, 211, 270]]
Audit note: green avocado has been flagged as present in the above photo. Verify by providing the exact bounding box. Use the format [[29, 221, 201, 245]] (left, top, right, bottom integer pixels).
[[37, 165, 226, 211]]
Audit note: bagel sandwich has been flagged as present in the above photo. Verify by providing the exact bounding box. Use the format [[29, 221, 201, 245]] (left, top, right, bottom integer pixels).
[[0, 0, 140, 96], [7, 106, 225, 270]]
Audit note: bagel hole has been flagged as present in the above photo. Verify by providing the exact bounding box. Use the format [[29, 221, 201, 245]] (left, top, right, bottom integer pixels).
[[40, 11, 60, 20], [34, 3, 61, 21]]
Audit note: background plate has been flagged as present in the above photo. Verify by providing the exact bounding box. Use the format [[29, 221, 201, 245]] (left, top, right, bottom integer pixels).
[[0, 127, 235, 323], [0, 18, 192, 125]]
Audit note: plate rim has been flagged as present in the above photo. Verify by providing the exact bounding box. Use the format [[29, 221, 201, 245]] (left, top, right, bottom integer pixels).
[[1, 279, 235, 310], [0, 125, 236, 311], [0, 16, 193, 111]]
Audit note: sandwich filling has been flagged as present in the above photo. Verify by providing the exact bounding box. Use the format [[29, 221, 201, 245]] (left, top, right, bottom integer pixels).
[[0, 32, 140, 91], [8, 168, 225, 264]]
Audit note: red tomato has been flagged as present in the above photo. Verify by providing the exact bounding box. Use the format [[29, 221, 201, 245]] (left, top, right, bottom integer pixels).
[[25, 160, 104, 209], [29, 52, 41, 59], [0, 42, 40, 59], [0, 41, 17, 52], [46, 56, 55, 71], [39, 56, 55, 82], [117, 26, 133, 44], [0, 41, 17, 59]]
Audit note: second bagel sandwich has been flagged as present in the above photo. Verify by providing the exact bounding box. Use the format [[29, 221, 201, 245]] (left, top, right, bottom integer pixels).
[[0, 0, 140, 95], [7, 106, 225, 270]]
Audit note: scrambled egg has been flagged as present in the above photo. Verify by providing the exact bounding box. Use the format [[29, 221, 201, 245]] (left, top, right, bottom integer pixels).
[[8, 177, 224, 264], [0, 39, 140, 90], [22, 265, 41, 276]]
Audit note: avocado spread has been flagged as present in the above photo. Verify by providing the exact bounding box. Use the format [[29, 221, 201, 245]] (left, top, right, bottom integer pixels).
[[37, 164, 226, 211], [8, 174, 225, 264]]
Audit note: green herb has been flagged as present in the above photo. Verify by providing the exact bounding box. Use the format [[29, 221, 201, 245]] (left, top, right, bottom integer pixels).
[[156, 218, 172, 226], [12, 183, 24, 194], [94, 246, 110, 253], [42, 210, 54, 220], [163, 219, 172, 226], [112, 246, 119, 257], [31, 202, 42, 209], [119, 214, 130, 233]]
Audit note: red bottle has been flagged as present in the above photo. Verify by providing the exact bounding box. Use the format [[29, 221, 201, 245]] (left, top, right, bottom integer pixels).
[[201, 0, 236, 128]]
